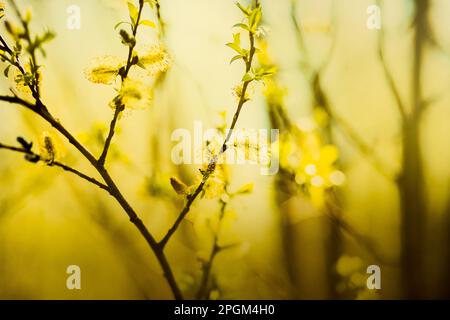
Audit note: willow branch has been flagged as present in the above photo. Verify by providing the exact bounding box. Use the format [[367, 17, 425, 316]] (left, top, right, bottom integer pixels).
[[0, 142, 109, 192], [159, 25, 257, 250], [195, 199, 227, 300], [0, 96, 183, 299], [326, 109, 393, 180], [0, 94, 36, 110], [290, 0, 309, 67]]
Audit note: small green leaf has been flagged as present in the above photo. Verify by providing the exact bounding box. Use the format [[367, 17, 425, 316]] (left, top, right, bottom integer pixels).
[[139, 20, 156, 28]]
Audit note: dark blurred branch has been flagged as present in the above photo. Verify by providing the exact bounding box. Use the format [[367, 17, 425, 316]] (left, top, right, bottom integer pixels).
[[81, 195, 160, 299], [322, 105, 394, 180], [444, 186, 450, 298], [1, 94, 183, 300], [397, 0, 429, 299], [269, 77, 393, 264]]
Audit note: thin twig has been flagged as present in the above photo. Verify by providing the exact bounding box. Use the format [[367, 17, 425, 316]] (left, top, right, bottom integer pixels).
[[1, 0, 183, 300], [0, 35, 12, 54], [98, 0, 144, 165], [0, 142, 109, 192]]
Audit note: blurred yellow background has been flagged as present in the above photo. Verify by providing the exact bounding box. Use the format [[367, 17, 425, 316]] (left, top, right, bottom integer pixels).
[[0, 0, 449, 299]]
